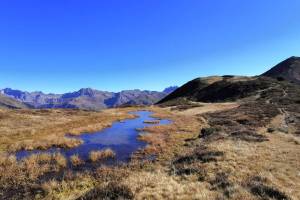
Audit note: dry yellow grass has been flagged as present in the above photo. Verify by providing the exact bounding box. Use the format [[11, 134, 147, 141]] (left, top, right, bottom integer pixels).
[[122, 170, 216, 200], [134, 105, 300, 200], [197, 131, 300, 199], [0, 105, 299, 200]]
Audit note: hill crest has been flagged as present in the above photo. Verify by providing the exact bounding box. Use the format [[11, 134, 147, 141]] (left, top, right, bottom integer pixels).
[[262, 56, 300, 84]]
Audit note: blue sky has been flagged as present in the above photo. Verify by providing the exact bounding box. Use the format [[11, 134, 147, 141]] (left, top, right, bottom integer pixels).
[[0, 0, 300, 93]]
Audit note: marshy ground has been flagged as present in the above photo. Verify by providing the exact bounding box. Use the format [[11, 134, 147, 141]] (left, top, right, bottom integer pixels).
[[0, 108, 135, 152], [0, 99, 299, 199]]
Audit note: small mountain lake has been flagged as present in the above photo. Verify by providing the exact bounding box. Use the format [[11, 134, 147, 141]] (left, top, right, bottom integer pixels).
[[16, 111, 171, 164]]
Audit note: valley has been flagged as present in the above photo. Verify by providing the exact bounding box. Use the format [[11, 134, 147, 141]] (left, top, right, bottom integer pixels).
[[0, 57, 299, 200]]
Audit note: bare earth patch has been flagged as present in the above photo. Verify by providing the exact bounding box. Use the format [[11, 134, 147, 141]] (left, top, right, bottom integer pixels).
[[167, 102, 239, 116]]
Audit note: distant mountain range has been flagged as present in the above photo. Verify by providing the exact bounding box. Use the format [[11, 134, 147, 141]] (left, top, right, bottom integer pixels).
[[0, 87, 178, 110]]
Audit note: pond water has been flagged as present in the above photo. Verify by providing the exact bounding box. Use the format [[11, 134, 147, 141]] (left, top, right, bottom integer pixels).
[[16, 111, 171, 164]]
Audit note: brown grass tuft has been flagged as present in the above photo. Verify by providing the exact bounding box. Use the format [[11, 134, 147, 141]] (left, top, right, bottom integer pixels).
[[53, 153, 67, 168], [70, 154, 84, 166]]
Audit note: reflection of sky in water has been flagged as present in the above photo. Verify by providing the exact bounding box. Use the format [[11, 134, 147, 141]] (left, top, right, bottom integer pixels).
[[16, 111, 171, 163]]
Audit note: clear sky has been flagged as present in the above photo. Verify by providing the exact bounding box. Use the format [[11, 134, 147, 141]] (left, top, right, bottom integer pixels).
[[0, 0, 300, 93]]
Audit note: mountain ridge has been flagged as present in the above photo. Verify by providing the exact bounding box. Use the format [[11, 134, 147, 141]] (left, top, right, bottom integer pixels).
[[158, 56, 300, 105], [0, 87, 177, 110]]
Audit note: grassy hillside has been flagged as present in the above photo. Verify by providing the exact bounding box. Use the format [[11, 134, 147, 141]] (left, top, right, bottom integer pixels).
[[159, 57, 300, 105], [158, 76, 223, 104]]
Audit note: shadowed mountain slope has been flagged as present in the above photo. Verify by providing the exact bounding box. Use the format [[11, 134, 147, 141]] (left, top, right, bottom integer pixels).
[[158, 76, 272, 104], [262, 56, 300, 84]]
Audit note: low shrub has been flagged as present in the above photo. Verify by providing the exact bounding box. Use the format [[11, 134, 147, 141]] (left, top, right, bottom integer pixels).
[[77, 182, 134, 200], [210, 172, 235, 198], [199, 127, 220, 138], [247, 176, 290, 200], [229, 131, 269, 142], [173, 146, 224, 165]]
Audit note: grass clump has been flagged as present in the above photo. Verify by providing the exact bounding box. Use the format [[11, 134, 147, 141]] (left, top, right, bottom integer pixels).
[[53, 153, 67, 168], [89, 149, 116, 162]]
